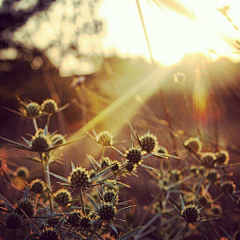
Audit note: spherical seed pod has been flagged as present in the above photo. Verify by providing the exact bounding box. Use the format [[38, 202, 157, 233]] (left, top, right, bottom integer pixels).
[[210, 204, 222, 218], [198, 193, 212, 207], [182, 204, 200, 223], [51, 134, 66, 146], [126, 147, 142, 164], [200, 152, 215, 167], [67, 210, 81, 227], [15, 166, 30, 179], [103, 189, 118, 204], [97, 131, 113, 147], [80, 215, 91, 229], [25, 102, 41, 118], [184, 137, 202, 153], [30, 179, 45, 194], [39, 227, 59, 240], [16, 200, 34, 218], [69, 167, 90, 188], [6, 212, 21, 229], [54, 189, 72, 207], [98, 203, 116, 222], [221, 180, 236, 195], [31, 130, 50, 152], [125, 161, 135, 172], [110, 160, 120, 172], [206, 170, 219, 183], [41, 99, 58, 114], [215, 150, 230, 165], [139, 133, 158, 152]]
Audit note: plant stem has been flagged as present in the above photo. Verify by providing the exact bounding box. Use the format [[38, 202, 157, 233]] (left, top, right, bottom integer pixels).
[[80, 187, 85, 215], [61, 226, 72, 240], [182, 221, 189, 240], [32, 118, 38, 132], [41, 153, 53, 213]]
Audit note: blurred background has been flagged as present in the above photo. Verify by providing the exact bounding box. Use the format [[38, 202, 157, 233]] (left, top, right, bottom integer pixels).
[[0, 0, 240, 235]]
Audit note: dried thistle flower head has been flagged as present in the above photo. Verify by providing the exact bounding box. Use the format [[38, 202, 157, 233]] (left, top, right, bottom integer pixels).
[[69, 166, 90, 188], [215, 150, 230, 165], [80, 215, 91, 229], [184, 137, 202, 153], [67, 210, 82, 227], [126, 147, 142, 164], [182, 204, 200, 223], [206, 170, 219, 183], [16, 200, 34, 218], [51, 134, 66, 146], [6, 212, 22, 229], [31, 129, 50, 152], [15, 166, 30, 179], [156, 145, 168, 155], [221, 180, 236, 195], [41, 99, 58, 114], [29, 179, 45, 194], [98, 202, 116, 222], [103, 189, 118, 204], [39, 227, 59, 240], [139, 132, 158, 153], [24, 102, 41, 118], [200, 152, 215, 167], [97, 131, 113, 147], [210, 204, 222, 218], [173, 72, 186, 83], [54, 189, 72, 207]]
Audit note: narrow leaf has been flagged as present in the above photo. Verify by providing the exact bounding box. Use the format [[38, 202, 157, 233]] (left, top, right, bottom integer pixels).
[[86, 194, 99, 210], [46, 171, 69, 183]]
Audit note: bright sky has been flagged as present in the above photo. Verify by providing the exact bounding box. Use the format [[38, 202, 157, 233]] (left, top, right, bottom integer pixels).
[[11, 0, 240, 75]]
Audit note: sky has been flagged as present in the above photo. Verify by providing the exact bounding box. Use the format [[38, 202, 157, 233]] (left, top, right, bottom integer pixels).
[[7, 0, 240, 76]]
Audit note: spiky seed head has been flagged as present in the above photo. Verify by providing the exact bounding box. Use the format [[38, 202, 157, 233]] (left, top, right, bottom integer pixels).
[[174, 72, 186, 83], [206, 170, 219, 183], [184, 137, 202, 153], [190, 166, 198, 177], [69, 167, 90, 188], [139, 133, 158, 152], [98, 203, 116, 222], [31, 130, 50, 152], [200, 152, 215, 167], [170, 170, 182, 182], [125, 161, 136, 172], [67, 210, 81, 227], [80, 215, 91, 229], [6, 212, 21, 229], [15, 166, 30, 179], [54, 189, 72, 207], [221, 180, 236, 195], [126, 147, 142, 164], [100, 156, 111, 168], [25, 102, 41, 118], [16, 200, 34, 218], [215, 150, 230, 165], [51, 134, 66, 146], [156, 146, 168, 156], [30, 179, 45, 194], [198, 193, 212, 207], [182, 204, 200, 223], [97, 131, 113, 147], [103, 189, 118, 204], [41, 99, 58, 114], [40, 227, 59, 240], [210, 204, 222, 217], [198, 166, 205, 175], [47, 217, 60, 227], [110, 160, 120, 172]]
